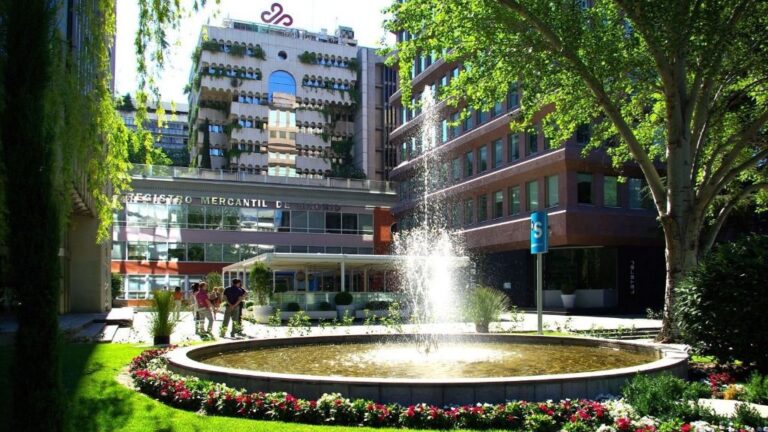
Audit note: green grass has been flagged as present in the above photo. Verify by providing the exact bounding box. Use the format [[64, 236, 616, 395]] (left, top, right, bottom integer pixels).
[[0, 343, 503, 432]]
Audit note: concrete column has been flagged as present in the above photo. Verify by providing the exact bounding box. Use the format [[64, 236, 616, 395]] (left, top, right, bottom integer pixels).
[[272, 270, 276, 293], [68, 214, 110, 312], [364, 269, 369, 292], [340, 261, 346, 292]]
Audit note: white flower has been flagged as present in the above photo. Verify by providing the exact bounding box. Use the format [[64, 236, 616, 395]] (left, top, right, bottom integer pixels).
[[595, 426, 618, 432]]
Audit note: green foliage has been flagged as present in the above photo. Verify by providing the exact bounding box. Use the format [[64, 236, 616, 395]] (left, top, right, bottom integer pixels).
[[317, 301, 335, 311], [201, 40, 221, 52], [127, 128, 172, 166], [111, 273, 123, 300], [150, 290, 177, 337], [676, 235, 768, 371], [229, 44, 246, 57], [732, 402, 766, 428], [117, 93, 135, 111], [364, 300, 390, 311], [621, 374, 711, 421], [334, 291, 353, 306], [298, 51, 317, 64], [346, 58, 359, 73], [287, 311, 311, 336], [743, 372, 768, 404], [523, 413, 558, 432], [248, 262, 272, 306], [249, 45, 265, 60], [339, 310, 354, 326], [463, 286, 510, 332], [205, 272, 222, 289], [268, 308, 282, 327]]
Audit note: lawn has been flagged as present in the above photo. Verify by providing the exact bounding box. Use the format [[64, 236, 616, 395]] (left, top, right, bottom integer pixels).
[[0, 343, 504, 432]]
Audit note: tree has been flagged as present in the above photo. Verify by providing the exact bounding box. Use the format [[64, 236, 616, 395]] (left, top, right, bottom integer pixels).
[[385, 0, 768, 340], [249, 262, 272, 306]]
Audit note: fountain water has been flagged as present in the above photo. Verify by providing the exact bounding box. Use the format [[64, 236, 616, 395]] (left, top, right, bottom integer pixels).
[[391, 86, 468, 350]]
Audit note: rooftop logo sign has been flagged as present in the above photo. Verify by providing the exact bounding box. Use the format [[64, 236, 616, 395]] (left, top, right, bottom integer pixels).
[[261, 3, 293, 27]]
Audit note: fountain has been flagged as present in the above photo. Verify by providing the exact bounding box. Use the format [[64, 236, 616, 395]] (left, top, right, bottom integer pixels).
[[166, 87, 688, 406]]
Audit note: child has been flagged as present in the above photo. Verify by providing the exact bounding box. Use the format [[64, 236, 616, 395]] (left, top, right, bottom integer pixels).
[[172, 286, 183, 321]]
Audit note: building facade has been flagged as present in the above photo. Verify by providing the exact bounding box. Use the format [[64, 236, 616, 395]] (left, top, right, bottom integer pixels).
[[187, 19, 395, 181], [111, 165, 396, 301], [388, 53, 665, 313], [119, 101, 191, 166]]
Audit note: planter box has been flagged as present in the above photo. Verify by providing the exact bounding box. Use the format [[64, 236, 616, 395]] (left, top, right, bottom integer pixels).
[[251, 305, 273, 324], [336, 305, 355, 319], [355, 309, 389, 319], [543, 289, 618, 309], [279, 311, 303, 321], [306, 310, 338, 320]]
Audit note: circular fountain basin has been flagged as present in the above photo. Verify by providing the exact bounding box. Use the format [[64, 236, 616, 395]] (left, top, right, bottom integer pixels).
[[167, 334, 688, 406]]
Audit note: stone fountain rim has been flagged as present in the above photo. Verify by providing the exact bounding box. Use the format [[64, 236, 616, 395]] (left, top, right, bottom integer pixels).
[[166, 333, 688, 386]]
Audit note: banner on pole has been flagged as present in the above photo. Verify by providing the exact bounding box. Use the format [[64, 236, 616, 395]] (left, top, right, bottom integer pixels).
[[530, 211, 548, 254]]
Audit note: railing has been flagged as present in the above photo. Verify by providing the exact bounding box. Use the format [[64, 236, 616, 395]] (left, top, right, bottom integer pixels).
[[271, 292, 404, 309], [130, 164, 396, 194]]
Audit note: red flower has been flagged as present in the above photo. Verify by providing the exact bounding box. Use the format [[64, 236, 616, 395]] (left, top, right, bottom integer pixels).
[[406, 405, 415, 417], [681, 424, 692, 432], [616, 417, 632, 430]]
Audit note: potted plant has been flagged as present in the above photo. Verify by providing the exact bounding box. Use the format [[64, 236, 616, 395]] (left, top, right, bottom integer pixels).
[[249, 262, 273, 323], [355, 300, 391, 319], [464, 286, 510, 333], [149, 290, 176, 345], [111, 273, 124, 308], [561, 283, 577, 310], [334, 291, 355, 319], [280, 302, 302, 321], [307, 301, 337, 320]]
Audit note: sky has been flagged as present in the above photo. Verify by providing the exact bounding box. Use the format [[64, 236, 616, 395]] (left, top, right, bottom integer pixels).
[[114, 0, 395, 104]]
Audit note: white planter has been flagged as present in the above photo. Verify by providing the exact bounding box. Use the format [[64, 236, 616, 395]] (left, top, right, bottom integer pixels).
[[279, 311, 302, 321], [306, 310, 338, 320], [355, 309, 389, 319], [561, 293, 576, 309], [251, 305, 273, 323], [336, 305, 355, 319]]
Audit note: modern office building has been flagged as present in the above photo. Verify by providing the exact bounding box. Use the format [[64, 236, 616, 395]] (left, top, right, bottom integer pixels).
[[387, 51, 665, 313], [111, 165, 396, 301], [187, 18, 396, 181], [118, 100, 191, 166]]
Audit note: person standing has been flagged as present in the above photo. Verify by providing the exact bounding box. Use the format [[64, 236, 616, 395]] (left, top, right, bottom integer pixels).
[[172, 286, 183, 321], [196, 282, 214, 335], [189, 283, 200, 333], [222, 279, 245, 337]]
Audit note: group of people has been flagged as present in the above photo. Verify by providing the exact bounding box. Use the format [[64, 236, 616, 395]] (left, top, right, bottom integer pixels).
[[187, 279, 248, 337]]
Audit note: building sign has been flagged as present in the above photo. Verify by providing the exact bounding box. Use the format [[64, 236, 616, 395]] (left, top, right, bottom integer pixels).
[[530, 211, 549, 254], [121, 193, 341, 212], [261, 2, 293, 27]]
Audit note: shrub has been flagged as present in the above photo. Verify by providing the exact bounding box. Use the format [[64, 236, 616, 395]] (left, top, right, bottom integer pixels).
[[334, 291, 353, 306], [621, 374, 711, 421], [463, 286, 510, 332], [249, 262, 272, 306], [205, 272, 222, 290], [675, 235, 768, 371], [732, 402, 765, 428], [149, 290, 176, 338], [110, 273, 123, 300], [317, 301, 335, 311], [284, 302, 301, 312], [364, 300, 390, 311], [742, 372, 768, 404]]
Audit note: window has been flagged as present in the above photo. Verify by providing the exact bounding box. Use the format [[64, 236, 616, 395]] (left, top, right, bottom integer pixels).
[[629, 178, 652, 209], [205, 243, 223, 262], [188, 243, 205, 261], [576, 124, 591, 145], [325, 212, 341, 233], [509, 186, 521, 215], [546, 175, 559, 208], [463, 198, 474, 225], [508, 133, 520, 161], [527, 130, 538, 155], [478, 146, 488, 173], [477, 110, 488, 124], [477, 195, 488, 222], [127, 241, 148, 260], [463, 110, 474, 131], [223, 244, 240, 262], [492, 139, 503, 168], [268, 70, 296, 96], [451, 158, 461, 181], [577, 173, 593, 204], [440, 119, 448, 142], [493, 190, 504, 219], [451, 67, 459, 80], [507, 83, 519, 109], [111, 242, 125, 260], [168, 243, 186, 261], [359, 213, 373, 235], [206, 207, 222, 229], [526, 181, 539, 211], [291, 211, 308, 233], [449, 112, 460, 137], [492, 101, 503, 117], [604, 176, 619, 207], [308, 211, 325, 233], [342, 213, 358, 234], [464, 151, 474, 176]]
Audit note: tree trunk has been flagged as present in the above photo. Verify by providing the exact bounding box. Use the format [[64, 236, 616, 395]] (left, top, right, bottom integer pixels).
[[1, 0, 64, 430], [657, 217, 700, 342]]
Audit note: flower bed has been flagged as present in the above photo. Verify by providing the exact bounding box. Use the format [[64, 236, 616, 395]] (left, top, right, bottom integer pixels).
[[129, 348, 765, 431]]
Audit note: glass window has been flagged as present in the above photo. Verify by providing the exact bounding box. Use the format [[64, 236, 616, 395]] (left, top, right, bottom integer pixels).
[[493, 190, 504, 219], [127, 241, 147, 260], [342, 213, 358, 234], [508, 133, 520, 161], [359, 213, 373, 235], [449, 112, 460, 137], [126, 276, 147, 299], [291, 211, 308, 233], [577, 173, 593, 204], [451, 158, 461, 181], [223, 244, 240, 262], [292, 245, 308, 253], [326, 212, 341, 233], [478, 146, 488, 173], [342, 247, 357, 254], [222, 208, 240, 230], [477, 110, 488, 124], [206, 206, 223, 229], [111, 241, 125, 260], [151, 242, 168, 261], [629, 178, 652, 209], [526, 181, 539, 211], [271, 210, 288, 232], [463, 198, 474, 225], [308, 211, 325, 233], [268, 70, 296, 96], [168, 205, 186, 228], [125, 203, 143, 226], [546, 175, 559, 208], [464, 151, 474, 176], [308, 246, 324, 254], [440, 119, 448, 143], [477, 195, 488, 222], [205, 243, 223, 262], [576, 124, 591, 145], [492, 101, 503, 117], [239, 208, 260, 231], [509, 186, 521, 215], [450, 204, 460, 228], [507, 83, 519, 109], [168, 243, 186, 261], [187, 243, 205, 261], [492, 139, 503, 168], [604, 176, 619, 207], [527, 130, 538, 156], [463, 110, 474, 131]]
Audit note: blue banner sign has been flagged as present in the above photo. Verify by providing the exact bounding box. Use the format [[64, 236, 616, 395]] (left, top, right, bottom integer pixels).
[[530, 211, 548, 254]]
